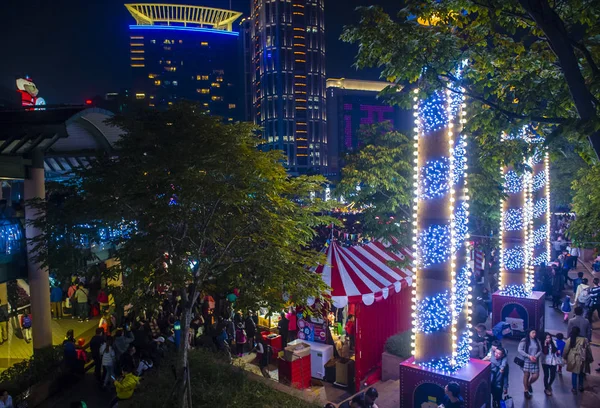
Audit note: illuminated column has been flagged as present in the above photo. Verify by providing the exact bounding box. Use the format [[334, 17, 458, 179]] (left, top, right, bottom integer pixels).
[[530, 148, 551, 267], [499, 163, 530, 294], [411, 83, 471, 372]]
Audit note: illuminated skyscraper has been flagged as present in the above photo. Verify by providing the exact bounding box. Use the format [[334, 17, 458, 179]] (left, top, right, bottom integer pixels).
[[125, 3, 243, 120], [249, 0, 327, 175]]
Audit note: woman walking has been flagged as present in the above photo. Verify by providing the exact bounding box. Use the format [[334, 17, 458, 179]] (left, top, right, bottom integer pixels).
[[518, 329, 542, 399], [541, 333, 559, 395], [100, 336, 116, 389], [563, 326, 594, 393]]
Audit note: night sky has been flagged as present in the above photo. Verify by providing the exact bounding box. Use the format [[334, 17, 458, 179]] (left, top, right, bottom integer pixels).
[[0, 0, 400, 104]]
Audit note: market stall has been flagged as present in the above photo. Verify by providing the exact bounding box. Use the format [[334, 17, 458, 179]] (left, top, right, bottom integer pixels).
[[315, 240, 413, 391]]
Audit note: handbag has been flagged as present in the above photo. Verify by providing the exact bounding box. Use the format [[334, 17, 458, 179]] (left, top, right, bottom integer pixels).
[[513, 356, 525, 368], [500, 395, 514, 408]]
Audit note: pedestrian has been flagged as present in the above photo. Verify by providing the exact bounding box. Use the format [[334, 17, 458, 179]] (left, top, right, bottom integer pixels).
[[97, 289, 109, 314], [286, 307, 298, 343], [345, 314, 355, 350], [235, 323, 246, 357], [472, 300, 488, 325], [555, 333, 566, 375], [550, 268, 563, 309], [573, 278, 590, 307], [100, 336, 116, 388], [20, 308, 32, 343], [0, 390, 13, 408], [567, 306, 591, 341], [561, 295, 572, 322], [74, 283, 89, 322], [114, 328, 135, 363], [110, 367, 140, 408], [587, 278, 600, 323], [365, 387, 379, 408], [0, 300, 9, 345], [90, 328, 105, 382], [67, 281, 78, 318], [350, 393, 366, 408], [541, 333, 559, 396], [518, 329, 542, 399], [573, 272, 584, 296], [439, 382, 464, 408], [119, 344, 137, 374], [471, 324, 489, 359], [490, 346, 509, 408], [569, 245, 580, 268], [245, 312, 257, 351], [50, 284, 63, 319], [255, 338, 271, 378], [277, 312, 289, 348], [563, 326, 593, 394]]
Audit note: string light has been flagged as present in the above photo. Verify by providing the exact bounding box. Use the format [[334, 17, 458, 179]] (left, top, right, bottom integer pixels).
[[417, 225, 452, 267], [417, 90, 449, 133], [453, 135, 467, 184], [415, 290, 452, 333], [454, 265, 471, 315], [419, 158, 451, 199], [503, 208, 524, 231], [532, 198, 548, 219], [504, 246, 525, 270], [499, 284, 531, 298], [454, 201, 469, 252], [532, 225, 548, 246], [504, 171, 523, 194], [531, 171, 546, 192], [531, 252, 549, 266]]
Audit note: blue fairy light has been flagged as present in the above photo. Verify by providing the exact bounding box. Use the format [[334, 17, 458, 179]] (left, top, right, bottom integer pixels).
[[531, 171, 546, 192], [499, 284, 531, 298], [503, 246, 525, 270], [531, 252, 549, 266], [418, 90, 449, 133], [453, 135, 467, 184], [454, 265, 471, 315], [532, 225, 547, 246], [419, 157, 451, 200], [532, 198, 547, 219], [454, 201, 469, 252], [417, 332, 471, 374], [417, 224, 452, 267], [503, 208, 524, 231], [415, 290, 451, 334], [504, 171, 523, 194]]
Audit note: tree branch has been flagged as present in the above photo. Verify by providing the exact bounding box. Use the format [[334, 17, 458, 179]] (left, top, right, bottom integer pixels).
[[570, 39, 600, 79]]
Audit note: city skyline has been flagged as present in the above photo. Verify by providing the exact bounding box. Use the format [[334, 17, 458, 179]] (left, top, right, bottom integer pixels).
[[0, 0, 400, 104]]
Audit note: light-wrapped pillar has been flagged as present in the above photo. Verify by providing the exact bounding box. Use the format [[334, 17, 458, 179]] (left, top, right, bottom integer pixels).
[[530, 147, 551, 267]]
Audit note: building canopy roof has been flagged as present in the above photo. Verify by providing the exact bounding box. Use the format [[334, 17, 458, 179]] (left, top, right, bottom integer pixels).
[[125, 3, 242, 31]]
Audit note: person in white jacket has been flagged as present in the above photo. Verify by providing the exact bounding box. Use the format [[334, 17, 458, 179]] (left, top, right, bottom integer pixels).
[[100, 336, 116, 388], [569, 246, 581, 268]]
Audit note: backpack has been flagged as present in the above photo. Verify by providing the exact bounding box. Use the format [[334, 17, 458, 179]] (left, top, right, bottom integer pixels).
[[578, 287, 590, 304], [22, 315, 32, 328], [572, 339, 588, 367]]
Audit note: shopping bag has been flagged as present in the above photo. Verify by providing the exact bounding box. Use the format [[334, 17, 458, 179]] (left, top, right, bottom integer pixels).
[[500, 395, 514, 408]]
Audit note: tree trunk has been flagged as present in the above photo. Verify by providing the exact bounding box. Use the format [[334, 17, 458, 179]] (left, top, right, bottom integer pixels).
[[519, 0, 600, 159], [176, 303, 192, 408]]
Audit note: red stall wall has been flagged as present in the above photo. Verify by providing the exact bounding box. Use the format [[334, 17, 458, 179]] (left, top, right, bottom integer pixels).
[[354, 288, 412, 390]]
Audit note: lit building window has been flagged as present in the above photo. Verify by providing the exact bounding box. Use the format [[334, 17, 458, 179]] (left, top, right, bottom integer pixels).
[[151, 39, 156, 44], [130, 43, 144, 46], [197, 89, 210, 94], [154, 80, 161, 85], [164, 40, 172, 44], [216, 76, 223, 82], [172, 81, 178, 86], [164, 67, 177, 72], [179, 40, 183, 44], [148, 73, 157, 79], [131, 64, 145, 68], [228, 118, 233, 121], [211, 96, 224, 101], [211, 83, 221, 88], [201, 42, 209, 46], [131, 57, 145, 61], [130, 36, 144, 40], [203, 103, 209, 107], [197, 75, 209, 80], [131, 50, 145, 54], [135, 93, 146, 99], [228, 104, 236, 109]]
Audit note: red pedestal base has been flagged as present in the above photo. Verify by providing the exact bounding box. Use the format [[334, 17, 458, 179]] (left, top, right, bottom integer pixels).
[[399, 358, 491, 408], [492, 291, 546, 338], [278, 355, 311, 389]]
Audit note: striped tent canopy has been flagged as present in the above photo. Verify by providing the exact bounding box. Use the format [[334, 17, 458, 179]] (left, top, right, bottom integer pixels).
[[315, 240, 413, 308]]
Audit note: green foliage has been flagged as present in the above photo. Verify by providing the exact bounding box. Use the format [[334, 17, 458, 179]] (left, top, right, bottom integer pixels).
[[0, 346, 63, 398], [341, 1, 600, 155], [130, 349, 320, 408], [550, 148, 589, 211], [384, 330, 413, 359], [335, 122, 413, 247], [29, 102, 335, 341], [568, 164, 600, 247]]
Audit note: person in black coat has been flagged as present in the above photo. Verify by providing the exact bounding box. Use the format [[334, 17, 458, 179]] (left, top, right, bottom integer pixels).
[[245, 313, 257, 350], [278, 312, 289, 348], [551, 267, 564, 309], [89, 328, 106, 381]]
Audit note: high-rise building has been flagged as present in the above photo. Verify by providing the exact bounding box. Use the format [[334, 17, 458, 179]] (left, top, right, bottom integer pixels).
[[125, 3, 243, 120], [326, 78, 412, 180], [249, 0, 327, 175]]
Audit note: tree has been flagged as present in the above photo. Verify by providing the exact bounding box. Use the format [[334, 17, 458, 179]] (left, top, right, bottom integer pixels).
[[567, 163, 600, 247], [341, 0, 600, 157], [30, 104, 334, 407], [335, 122, 413, 247]]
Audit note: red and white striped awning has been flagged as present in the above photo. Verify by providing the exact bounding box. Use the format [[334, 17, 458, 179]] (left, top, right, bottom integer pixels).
[[315, 240, 413, 308]]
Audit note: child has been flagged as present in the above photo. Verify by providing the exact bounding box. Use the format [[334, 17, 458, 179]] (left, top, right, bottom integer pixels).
[[20, 309, 33, 343], [561, 295, 572, 322], [555, 333, 566, 374]]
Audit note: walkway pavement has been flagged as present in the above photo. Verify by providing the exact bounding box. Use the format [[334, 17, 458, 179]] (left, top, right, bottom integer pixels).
[[0, 317, 98, 369]]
